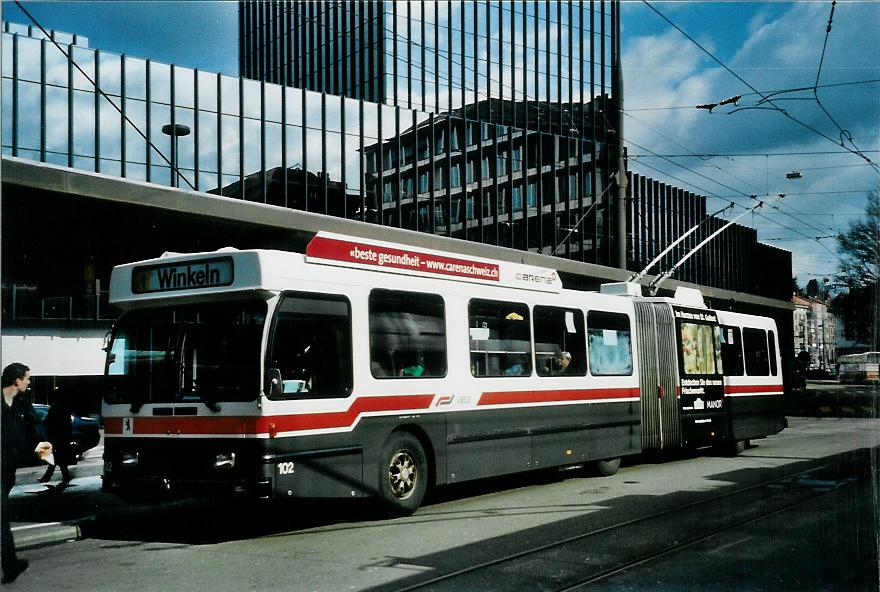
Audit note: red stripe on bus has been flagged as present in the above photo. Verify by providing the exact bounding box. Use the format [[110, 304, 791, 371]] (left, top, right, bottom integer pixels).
[[255, 394, 435, 433], [724, 384, 784, 395], [105, 416, 257, 436], [104, 394, 436, 435], [477, 387, 640, 406]]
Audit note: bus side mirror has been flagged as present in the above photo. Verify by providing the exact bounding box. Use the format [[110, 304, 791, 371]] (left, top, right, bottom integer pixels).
[[266, 368, 283, 399]]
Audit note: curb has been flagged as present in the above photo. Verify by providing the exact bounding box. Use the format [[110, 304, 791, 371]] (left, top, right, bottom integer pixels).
[[12, 519, 90, 550]]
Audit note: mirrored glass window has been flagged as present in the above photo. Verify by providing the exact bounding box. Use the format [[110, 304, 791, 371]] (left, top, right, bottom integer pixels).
[[149, 60, 170, 104], [265, 83, 282, 124], [174, 66, 195, 109], [17, 81, 40, 154], [242, 78, 261, 119], [305, 89, 322, 129], [124, 57, 147, 100], [220, 75, 239, 116], [98, 52, 121, 97], [325, 94, 342, 132], [16, 36, 41, 83], [197, 71, 217, 113]]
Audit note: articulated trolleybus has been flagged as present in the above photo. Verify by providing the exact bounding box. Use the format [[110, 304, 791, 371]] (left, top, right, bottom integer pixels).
[[102, 232, 785, 515]]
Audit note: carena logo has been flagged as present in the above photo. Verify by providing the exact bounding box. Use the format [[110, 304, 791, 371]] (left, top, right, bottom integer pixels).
[[515, 271, 557, 285]]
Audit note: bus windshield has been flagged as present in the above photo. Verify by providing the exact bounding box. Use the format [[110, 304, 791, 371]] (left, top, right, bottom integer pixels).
[[104, 299, 267, 408]]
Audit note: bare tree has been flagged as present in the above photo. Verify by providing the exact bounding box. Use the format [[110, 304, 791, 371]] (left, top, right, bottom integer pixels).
[[836, 191, 879, 288], [833, 192, 879, 349]]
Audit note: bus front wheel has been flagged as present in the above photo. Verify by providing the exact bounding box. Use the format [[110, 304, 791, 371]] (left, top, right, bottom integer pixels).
[[378, 432, 428, 516]]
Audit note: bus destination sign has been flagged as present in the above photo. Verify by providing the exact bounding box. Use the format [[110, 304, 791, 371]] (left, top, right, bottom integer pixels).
[[132, 257, 234, 294]]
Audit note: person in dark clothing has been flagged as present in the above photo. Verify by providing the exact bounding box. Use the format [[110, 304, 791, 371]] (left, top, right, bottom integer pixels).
[[38, 396, 74, 486], [2, 363, 52, 585]]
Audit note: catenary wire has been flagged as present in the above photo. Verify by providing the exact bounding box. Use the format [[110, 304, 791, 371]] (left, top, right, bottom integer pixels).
[[642, 0, 880, 175]]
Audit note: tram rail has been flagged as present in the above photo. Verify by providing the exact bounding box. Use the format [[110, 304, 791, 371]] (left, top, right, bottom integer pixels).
[[388, 455, 862, 592]]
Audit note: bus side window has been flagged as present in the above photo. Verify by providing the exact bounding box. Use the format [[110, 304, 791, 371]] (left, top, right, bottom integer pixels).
[[586, 311, 633, 376], [768, 330, 778, 376], [534, 305, 587, 377], [369, 289, 447, 379], [268, 293, 353, 399], [742, 328, 770, 376], [720, 325, 744, 376], [468, 299, 532, 377]]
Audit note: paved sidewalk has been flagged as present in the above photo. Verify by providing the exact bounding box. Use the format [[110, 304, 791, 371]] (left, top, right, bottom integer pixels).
[[9, 445, 105, 550]]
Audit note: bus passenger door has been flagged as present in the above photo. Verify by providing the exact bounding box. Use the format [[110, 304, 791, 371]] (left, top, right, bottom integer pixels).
[[267, 293, 353, 400], [265, 292, 360, 499]]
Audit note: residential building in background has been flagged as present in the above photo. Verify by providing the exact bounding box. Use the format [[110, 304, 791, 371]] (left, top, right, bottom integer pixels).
[[793, 294, 837, 373]]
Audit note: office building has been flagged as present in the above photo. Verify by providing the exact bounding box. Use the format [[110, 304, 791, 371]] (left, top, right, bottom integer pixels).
[[1, 11, 792, 406]]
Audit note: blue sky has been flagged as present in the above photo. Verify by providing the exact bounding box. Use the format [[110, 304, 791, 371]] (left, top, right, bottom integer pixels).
[[3, 1, 239, 75], [621, 2, 879, 287], [3, 0, 878, 288]]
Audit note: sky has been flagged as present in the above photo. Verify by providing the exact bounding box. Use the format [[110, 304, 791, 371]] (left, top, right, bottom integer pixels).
[[3, 0, 878, 290], [621, 1, 880, 291]]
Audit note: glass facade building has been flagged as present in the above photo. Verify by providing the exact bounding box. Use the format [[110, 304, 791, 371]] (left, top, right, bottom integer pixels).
[[240, 2, 614, 125], [0, 13, 793, 413], [1, 14, 791, 306], [239, 0, 622, 262]]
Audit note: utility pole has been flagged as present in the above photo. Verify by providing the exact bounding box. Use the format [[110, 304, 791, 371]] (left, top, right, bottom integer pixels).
[[612, 0, 628, 269]]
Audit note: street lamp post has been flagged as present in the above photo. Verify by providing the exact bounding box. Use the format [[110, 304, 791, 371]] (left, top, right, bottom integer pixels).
[[162, 123, 191, 188], [611, 0, 627, 269]]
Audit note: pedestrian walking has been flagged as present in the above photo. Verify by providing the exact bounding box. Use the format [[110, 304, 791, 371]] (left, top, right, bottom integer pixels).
[[1, 363, 53, 585], [38, 395, 74, 487]]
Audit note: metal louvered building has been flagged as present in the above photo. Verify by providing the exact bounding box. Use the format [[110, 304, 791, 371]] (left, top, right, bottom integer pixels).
[[0, 10, 792, 410], [236, 2, 791, 302]]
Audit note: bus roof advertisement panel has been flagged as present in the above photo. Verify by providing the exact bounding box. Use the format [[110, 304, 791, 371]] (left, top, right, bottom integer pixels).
[[306, 232, 562, 293]]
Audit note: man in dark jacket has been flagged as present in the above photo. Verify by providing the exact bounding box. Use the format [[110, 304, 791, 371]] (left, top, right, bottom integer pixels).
[[1, 363, 52, 584]]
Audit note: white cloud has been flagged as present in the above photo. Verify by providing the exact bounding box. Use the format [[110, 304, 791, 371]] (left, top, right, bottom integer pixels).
[[622, 2, 880, 282]]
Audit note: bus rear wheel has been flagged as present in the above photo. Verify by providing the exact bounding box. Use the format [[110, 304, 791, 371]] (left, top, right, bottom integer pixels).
[[730, 440, 746, 455], [378, 432, 427, 516], [595, 457, 621, 477]]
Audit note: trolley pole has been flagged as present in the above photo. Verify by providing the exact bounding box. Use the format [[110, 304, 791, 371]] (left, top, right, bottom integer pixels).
[[612, 0, 628, 270]]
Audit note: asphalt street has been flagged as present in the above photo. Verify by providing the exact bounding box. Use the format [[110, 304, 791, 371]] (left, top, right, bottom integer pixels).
[[4, 381, 879, 591]]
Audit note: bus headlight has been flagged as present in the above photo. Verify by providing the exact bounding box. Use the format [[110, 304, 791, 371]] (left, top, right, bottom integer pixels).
[[214, 452, 236, 470], [121, 452, 139, 467]]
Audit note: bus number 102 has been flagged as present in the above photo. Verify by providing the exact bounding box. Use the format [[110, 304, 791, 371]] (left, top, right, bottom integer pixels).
[[277, 462, 295, 475]]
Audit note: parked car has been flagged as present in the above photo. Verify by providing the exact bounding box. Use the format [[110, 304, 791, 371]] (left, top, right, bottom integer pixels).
[[31, 404, 101, 461]]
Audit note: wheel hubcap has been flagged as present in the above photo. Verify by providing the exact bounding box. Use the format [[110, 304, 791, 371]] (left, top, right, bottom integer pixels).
[[388, 450, 417, 500]]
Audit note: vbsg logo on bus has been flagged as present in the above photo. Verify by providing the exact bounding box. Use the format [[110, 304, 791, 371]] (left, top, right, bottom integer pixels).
[[132, 257, 235, 294]]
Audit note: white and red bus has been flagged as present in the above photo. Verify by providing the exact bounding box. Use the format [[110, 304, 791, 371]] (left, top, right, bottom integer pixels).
[[101, 232, 785, 514]]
